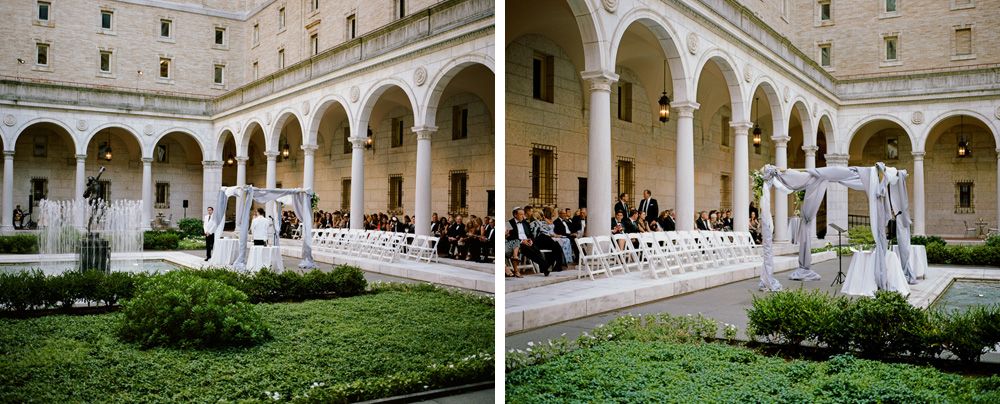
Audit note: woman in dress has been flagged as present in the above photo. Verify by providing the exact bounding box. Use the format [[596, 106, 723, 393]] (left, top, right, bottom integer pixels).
[[532, 207, 571, 271], [636, 211, 651, 232]]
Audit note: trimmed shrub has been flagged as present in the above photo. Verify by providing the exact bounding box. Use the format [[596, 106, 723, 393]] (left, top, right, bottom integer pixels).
[[911, 235, 946, 246], [118, 271, 270, 348], [746, 288, 831, 345], [176, 218, 205, 239], [0, 234, 39, 254], [847, 226, 875, 247], [143, 231, 180, 250], [329, 265, 367, 297], [846, 291, 933, 358], [934, 305, 1000, 362]]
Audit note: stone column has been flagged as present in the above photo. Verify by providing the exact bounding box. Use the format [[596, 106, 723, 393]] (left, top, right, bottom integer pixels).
[[141, 157, 153, 230], [75, 154, 87, 201], [349, 136, 366, 229], [202, 160, 223, 215], [825, 153, 850, 238], [413, 126, 436, 236], [1, 151, 14, 231], [995, 149, 1000, 234], [235, 156, 248, 226], [803, 145, 819, 240], [912, 152, 925, 236], [302, 144, 317, 190], [731, 121, 752, 231], [265, 151, 278, 215], [581, 70, 618, 237], [673, 101, 700, 231], [773, 136, 790, 243]]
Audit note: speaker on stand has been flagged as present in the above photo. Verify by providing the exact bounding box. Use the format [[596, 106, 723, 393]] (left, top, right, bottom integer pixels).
[[183, 199, 188, 219]]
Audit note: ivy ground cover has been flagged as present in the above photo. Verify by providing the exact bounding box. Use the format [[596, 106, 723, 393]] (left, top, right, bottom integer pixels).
[[506, 341, 1000, 403], [1, 286, 494, 402]]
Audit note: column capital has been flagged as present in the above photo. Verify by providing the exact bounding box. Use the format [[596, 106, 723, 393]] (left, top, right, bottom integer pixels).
[[729, 121, 753, 134], [202, 160, 223, 168], [76, 154, 88, 161], [580, 70, 619, 92], [300, 144, 319, 153], [141, 157, 153, 164], [264, 151, 280, 160], [802, 145, 819, 155], [348, 137, 368, 148], [825, 153, 850, 166], [911, 151, 925, 161], [235, 156, 249, 163], [771, 135, 791, 145], [2, 150, 13, 158], [411, 125, 438, 140], [670, 101, 700, 117]]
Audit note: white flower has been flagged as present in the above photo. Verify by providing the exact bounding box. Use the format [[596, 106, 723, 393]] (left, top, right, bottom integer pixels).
[[527, 341, 534, 347]]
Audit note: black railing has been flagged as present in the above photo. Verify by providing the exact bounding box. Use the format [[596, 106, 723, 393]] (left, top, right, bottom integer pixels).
[[848, 214, 870, 228]]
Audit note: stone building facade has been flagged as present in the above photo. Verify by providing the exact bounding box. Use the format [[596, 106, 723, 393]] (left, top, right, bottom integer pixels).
[[1, 0, 495, 234], [506, 0, 999, 239]]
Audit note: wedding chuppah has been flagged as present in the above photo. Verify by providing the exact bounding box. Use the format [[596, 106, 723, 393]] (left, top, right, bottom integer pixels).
[[757, 163, 916, 296], [204, 186, 316, 271]]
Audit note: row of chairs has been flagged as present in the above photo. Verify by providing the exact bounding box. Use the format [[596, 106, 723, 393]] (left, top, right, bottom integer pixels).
[[310, 228, 439, 263], [575, 231, 760, 281]]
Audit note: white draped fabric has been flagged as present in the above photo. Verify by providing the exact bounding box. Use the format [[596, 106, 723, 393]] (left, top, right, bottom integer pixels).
[[757, 164, 913, 293]]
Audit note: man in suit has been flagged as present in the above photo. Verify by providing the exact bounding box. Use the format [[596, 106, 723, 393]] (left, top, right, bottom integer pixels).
[[447, 215, 466, 258], [556, 209, 579, 263], [614, 193, 630, 218], [624, 210, 641, 233], [657, 209, 676, 232], [637, 190, 659, 224], [611, 210, 626, 234], [203, 207, 220, 262], [430, 212, 440, 234], [571, 208, 587, 236], [507, 208, 549, 276], [696, 211, 712, 231]]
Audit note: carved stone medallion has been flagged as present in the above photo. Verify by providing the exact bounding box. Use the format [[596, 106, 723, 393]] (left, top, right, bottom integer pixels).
[[602, 0, 617, 13], [414, 67, 427, 87], [350, 86, 360, 103], [686, 33, 699, 55], [911, 111, 924, 125]]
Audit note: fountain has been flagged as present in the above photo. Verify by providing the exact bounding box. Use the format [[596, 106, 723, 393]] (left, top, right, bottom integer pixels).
[[36, 167, 145, 273]]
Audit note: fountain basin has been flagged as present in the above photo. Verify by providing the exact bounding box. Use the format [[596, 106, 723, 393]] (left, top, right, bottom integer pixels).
[[1, 259, 186, 275], [930, 279, 1000, 313]]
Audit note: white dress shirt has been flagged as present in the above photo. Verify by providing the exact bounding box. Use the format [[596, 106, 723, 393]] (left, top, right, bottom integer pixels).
[[250, 216, 272, 241], [203, 213, 219, 235]]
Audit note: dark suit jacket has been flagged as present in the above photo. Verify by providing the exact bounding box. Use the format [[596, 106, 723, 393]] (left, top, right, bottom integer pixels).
[[448, 223, 465, 238], [623, 218, 639, 234], [696, 218, 711, 231], [553, 218, 571, 236], [571, 216, 584, 233], [507, 218, 530, 241], [614, 201, 629, 215], [637, 198, 659, 220], [658, 216, 676, 232], [611, 218, 624, 233]]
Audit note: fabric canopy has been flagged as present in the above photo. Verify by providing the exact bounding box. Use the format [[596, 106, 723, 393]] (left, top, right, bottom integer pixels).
[[205, 186, 315, 271], [758, 163, 913, 291]]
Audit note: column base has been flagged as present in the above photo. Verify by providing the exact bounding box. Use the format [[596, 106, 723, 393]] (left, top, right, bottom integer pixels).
[[1, 225, 13, 232]]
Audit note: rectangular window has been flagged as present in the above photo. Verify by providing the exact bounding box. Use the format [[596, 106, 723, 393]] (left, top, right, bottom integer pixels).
[[396, 0, 406, 19], [160, 19, 171, 38], [278, 7, 285, 29], [33, 135, 47, 157], [885, 0, 896, 12], [214, 65, 224, 85], [955, 28, 972, 55], [215, 27, 226, 45], [956, 182, 974, 213], [449, 170, 469, 215], [343, 126, 352, 154], [346, 14, 356, 39], [30, 178, 48, 205], [388, 175, 403, 214], [310, 33, 319, 56], [885, 36, 898, 61], [820, 44, 832, 67], [721, 116, 731, 147], [530, 145, 557, 206], [159, 57, 170, 78], [253, 23, 260, 44], [391, 118, 404, 147], [311, 0, 319, 12], [278, 49, 285, 69], [532, 52, 554, 102], [452, 106, 468, 140], [819, 1, 831, 21], [155, 182, 170, 208], [37, 1, 49, 21], [36, 43, 48, 66], [617, 158, 635, 201], [617, 81, 632, 122], [99, 51, 111, 72], [720, 174, 732, 211], [341, 178, 351, 211], [101, 10, 113, 30], [252, 61, 259, 80]]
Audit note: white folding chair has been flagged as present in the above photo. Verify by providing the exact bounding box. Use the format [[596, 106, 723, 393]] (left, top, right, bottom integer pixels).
[[575, 237, 611, 280], [594, 235, 627, 275]]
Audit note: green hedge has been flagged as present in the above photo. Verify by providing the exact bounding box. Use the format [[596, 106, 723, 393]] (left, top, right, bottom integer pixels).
[[746, 289, 1000, 362], [143, 230, 180, 250], [0, 234, 39, 254], [175, 218, 204, 239], [0, 266, 368, 314]]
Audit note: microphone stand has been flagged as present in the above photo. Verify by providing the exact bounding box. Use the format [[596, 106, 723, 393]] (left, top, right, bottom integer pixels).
[[830, 225, 846, 288]]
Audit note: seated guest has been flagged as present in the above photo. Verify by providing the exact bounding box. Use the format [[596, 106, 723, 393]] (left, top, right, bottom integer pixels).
[[749, 211, 762, 244], [611, 210, 626, 234], [448, 215, 467, 258], [556, 209, 579, 263], [722, 210, 733, 231], [657, 209, 676, 232], [571, 208, 587, 237], [696, 211, 712, 231], [636, 211, 651, 232], [624, 210, 640, 233], [506, 208, 549, 277], [532, 207, 569, 272]]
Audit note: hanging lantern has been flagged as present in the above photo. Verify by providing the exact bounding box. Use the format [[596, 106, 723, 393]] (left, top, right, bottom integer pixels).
[[752, 125, 762, 147], [281, 141, 290, 158], [957, 115, 970, 157], [104, 131, 113, 161], [752, 97, 763, 148], [365, 127, 373, 150], [226, 152, 235, 166], [658, 60, 671, 123]]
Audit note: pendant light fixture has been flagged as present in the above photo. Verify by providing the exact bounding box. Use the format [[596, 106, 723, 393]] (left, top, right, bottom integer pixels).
[[752, 97, 763, 148], [226, 152, 235, 166], [658, 60, 671, 123], [365, 126, 374, 151], [281, 140, 290, 158], [957, 115, 970, 157], [104, 130, 113, 161]]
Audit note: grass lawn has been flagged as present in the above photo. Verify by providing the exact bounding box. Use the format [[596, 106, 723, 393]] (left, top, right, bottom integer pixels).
[[506, 341, 1000, 403], [0, 286, 494, 402]]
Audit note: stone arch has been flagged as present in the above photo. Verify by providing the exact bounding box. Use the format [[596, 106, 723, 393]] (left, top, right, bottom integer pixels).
[[843, 114, 915, 155], [12, 117, 79, 153], [307, 94, 353, 146], [607, 9, 691, 103], [268, 108, 304, 152], [151, 127, 206, 160], [84, 123, 144, 157], [692, 49, 747, 122], [788, 98, 815, 145], [747, 77, 784, 133], [357, 78, 420, 129], [920, 109, 999, 152], [563, 0, 608, 73], [817, 112, 836, 153], [214, 126, 237, 160], [421, 54, 494, 128], [238, 119, 267, 157]]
